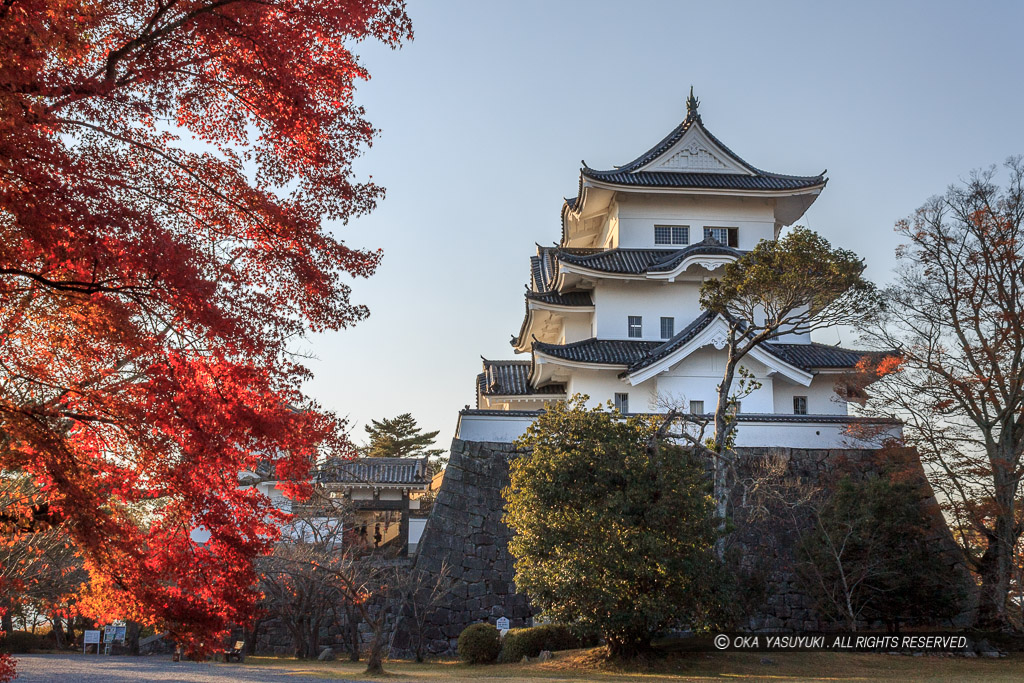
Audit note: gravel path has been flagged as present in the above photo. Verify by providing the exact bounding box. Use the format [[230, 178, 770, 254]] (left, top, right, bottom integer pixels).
[[12, 654, 373, 682]]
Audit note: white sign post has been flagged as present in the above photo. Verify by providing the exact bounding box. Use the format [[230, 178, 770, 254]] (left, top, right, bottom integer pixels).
[[83, 629, 100, 655], [495, 617, 510, 635]]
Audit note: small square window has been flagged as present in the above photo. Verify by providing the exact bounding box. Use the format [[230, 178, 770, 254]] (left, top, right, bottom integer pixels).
[[704, 226, 739, 247], [794, 396, 808, 415], [628, 316, 642, 338], [660, 316, 675, 339], [654, 226, 671, 245], [690, 400, 704, 415], [614, 393, 629, 414]]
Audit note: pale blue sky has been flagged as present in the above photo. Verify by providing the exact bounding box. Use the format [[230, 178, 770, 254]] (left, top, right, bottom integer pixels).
[[304, 1, 1024, 448]]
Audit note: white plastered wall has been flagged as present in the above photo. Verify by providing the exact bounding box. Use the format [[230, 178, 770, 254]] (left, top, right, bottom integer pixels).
[[772, 373, 847, 415], [593, 280, 701, 340], [561, 313, 594, 344], [653, 347, 775, 413], [567, 368, 656, 412], [615, 195, 776, 249]]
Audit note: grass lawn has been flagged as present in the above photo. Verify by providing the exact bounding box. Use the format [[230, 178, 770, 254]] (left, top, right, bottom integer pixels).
[[239, 649, 1024, 682]]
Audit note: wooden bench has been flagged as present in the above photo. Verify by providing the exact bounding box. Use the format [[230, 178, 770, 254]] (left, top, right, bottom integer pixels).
[[223, 641, 245, 662]]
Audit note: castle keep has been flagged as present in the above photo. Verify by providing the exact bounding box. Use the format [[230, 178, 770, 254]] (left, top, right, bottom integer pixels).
[[405, 94, 964, 656]]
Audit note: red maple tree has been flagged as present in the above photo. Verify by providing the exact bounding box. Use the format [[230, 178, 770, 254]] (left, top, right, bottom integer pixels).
[[0, 0, 411, 658]]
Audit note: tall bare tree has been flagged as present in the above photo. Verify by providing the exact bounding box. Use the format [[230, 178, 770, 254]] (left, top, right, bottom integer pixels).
[[860, 158, 1024, 629], [257, 494, 348, 659], [390, 561, 452, 662]]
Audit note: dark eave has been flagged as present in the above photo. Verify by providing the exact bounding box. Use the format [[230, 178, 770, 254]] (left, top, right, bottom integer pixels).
[[480, 359, 565, 396], [764, 343, 876, 370], [530, 246, 560, 292], [557, 238, 742, 275], [581, 169, 826, 192], [317, 456, 430, 486], [533, 338, 662, 366], [525, 290, 593, 307]]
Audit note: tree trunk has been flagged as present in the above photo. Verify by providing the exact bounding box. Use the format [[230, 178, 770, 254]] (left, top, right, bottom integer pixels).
[[364, 628, 384, 675], [125, 621, 141, 655], [347, 606, 361, 662], [606, 632, 650, 660], [1, 611, 12, 635], [413, 618, 424, 663], [712, 349, 739, 558], [975, 445, 1018, 630], [65, 618, 77, 645], [51, 617, 66, 650], [363, 610, 386, 675], [244, 619, 261, 656]]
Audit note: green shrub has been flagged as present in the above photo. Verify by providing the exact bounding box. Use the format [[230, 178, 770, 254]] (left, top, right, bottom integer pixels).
[[457, 623, 501, 665], [498, 624, 598, 663], [0, 630, 49, 653]]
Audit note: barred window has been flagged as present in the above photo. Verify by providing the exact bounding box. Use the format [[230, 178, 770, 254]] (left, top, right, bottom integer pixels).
[[655, 225, 689, 245], [628, 316, 642, 338], [660, 316, 675, 339], [794, 396, 808, 415], [614, 393, 629, 414], [690, 400, 705, 415]]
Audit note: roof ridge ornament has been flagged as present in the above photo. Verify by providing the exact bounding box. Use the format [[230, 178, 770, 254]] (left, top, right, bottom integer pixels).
[[685, 86, 700, 122]]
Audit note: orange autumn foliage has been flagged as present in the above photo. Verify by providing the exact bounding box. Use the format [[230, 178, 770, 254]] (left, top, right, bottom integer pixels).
[[0, 0, 411, 658]]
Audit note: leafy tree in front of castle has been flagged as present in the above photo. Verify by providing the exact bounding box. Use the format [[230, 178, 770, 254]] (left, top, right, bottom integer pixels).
[[362, 413, 447, 471], [504, 397, 726, 659]]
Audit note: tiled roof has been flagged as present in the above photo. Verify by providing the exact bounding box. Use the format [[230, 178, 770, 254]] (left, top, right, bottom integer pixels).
[[624, 311, 717, 373], [460, 408, 545, 418], [481, 359, 565, 396], [765, 343, 873, 369], [581, 113, 825, 192], [558, 248, 676, 274], [525, 290, 593, 307], [533, 338, 662, 365], [529, 316, 870, 375], [611, 113, 714, 173], [582, 169, 825, 191], [317, 457, 430, 486], [530, 246, 560, 292], [557, 239, 742, 275]]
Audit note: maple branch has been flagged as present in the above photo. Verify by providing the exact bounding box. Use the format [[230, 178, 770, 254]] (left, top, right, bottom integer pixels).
[[0, 268, 156, 295]]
